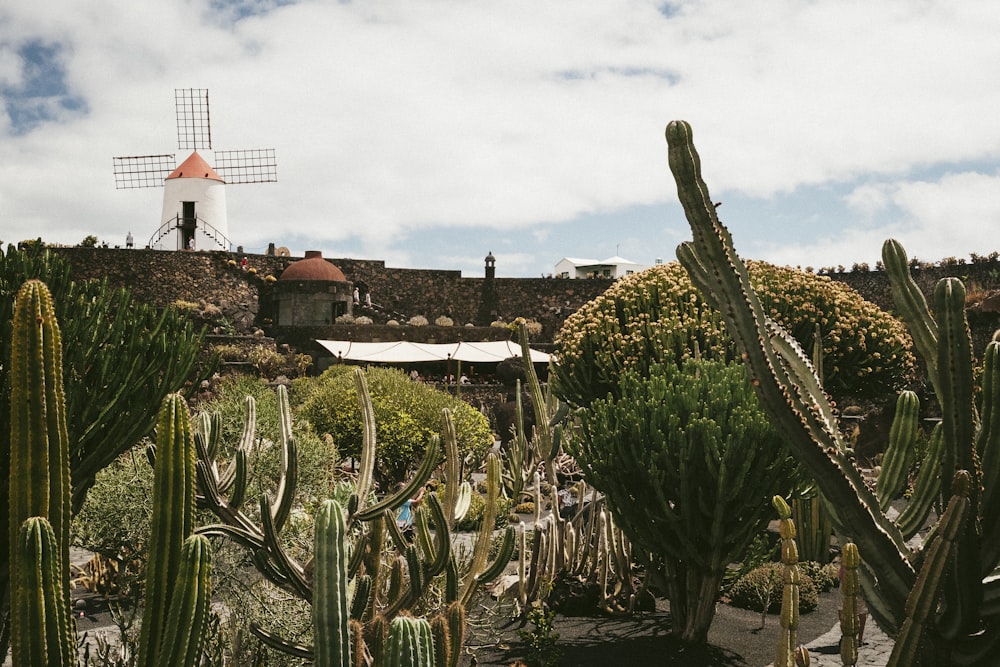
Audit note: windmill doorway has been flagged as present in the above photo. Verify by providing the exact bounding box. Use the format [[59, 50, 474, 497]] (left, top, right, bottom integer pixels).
[[180, 201, 197, 250]]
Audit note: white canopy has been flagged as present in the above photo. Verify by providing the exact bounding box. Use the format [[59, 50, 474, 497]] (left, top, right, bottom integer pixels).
[[316, 339, 550, 364]]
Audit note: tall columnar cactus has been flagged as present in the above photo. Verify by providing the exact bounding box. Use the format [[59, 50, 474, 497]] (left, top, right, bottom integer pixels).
[[839, 543, 862, 667], [6, 281, 211, 666], [666, 119, 1000, 663], [888, 472, 972, 667], [0, 245, 209, 659], [16, 517, 73, 667], [773, 496, 802, 667], [138, 393, 211, 667], [8, 279, 72, 666], [314, 499, 352, 667]]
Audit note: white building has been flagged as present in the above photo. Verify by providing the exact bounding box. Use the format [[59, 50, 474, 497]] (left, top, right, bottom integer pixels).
[[554, 256, 649, 279], [154, 151, 230, 251]]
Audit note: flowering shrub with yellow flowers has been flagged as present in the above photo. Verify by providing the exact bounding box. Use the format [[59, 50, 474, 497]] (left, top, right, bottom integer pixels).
[[553, 261, 914, 408]]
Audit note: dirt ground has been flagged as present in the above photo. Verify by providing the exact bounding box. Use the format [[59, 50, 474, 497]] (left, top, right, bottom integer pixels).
[[463, 589, 843, 667]]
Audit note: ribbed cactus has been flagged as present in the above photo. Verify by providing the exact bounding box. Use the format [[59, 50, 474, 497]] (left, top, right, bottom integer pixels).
[[666, 119, 1000, 662], [314, 499, 352, 667], [138, 392, 208, 667], [8, 280, 73, 666], [876, 391, 921, 512], [0, 246, 208, 659], [839, 543, 862, 667], [773, 496, 801, 667], [16, 517, 73, 667], [888, 472, 972, 667], [6, 280, 211, 667], [386, 616, 436, 667], [196, 370, 511, 663], [155, 534, 213, 667]]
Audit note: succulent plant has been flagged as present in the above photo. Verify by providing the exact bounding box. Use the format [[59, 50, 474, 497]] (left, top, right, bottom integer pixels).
[[665, 119, 1000, 664]]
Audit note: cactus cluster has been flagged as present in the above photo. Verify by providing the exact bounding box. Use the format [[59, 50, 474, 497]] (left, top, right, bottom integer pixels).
[[666, 119, 1000, 664], [503, 322, 642, 616], [193, 371, 513, 664], [4, 279, 212, 666], [0, 245, 208, 655]]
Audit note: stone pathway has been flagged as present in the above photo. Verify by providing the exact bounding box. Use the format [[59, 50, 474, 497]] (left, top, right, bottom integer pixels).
[[789, 622, 894, 667]]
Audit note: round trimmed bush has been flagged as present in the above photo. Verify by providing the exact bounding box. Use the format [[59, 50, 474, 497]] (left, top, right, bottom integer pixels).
[[296, 366, 493, 487], [553, 261, 914, 408], [728, 562, 819, 614]]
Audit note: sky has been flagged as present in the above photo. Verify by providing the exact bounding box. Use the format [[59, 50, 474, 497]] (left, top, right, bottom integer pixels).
[[4, 1, 1000, 278]]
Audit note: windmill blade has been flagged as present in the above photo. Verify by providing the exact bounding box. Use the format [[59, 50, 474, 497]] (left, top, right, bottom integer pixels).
[[176, 88, 212, 150], [213, 149, 277, 184], [113, 154, 176, 189]]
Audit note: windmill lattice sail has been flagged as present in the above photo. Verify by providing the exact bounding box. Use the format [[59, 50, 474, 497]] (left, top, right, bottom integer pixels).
[[112, 88, 276, 252]]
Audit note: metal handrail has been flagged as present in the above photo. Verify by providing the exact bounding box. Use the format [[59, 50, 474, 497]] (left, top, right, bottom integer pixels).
[[147, 215, 233, 251]]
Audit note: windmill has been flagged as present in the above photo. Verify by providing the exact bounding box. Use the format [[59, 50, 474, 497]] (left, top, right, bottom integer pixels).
[[113, 88, 277, 251]]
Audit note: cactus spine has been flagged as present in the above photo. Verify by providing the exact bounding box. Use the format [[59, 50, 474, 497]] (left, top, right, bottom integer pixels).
[[8, 280, 73, 666]]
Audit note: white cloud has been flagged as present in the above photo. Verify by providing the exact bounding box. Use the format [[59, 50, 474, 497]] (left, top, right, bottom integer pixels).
[[3, 0, 1000, 275]]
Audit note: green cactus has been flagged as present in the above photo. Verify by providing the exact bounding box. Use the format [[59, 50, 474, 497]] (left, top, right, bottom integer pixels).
[[773, 496, 801, 667], [8, 280, 72, 666], [16, 517, 73, 667], [386, 615, 435, 667], [666, 119, 1000, 663], [876, 391, 921, 512], [0, 245, 209, 658], [888, 472, 972, 667], [138, 392, 209, 667], [575, 357, 796, 641], [839, 543, 862, 667], [196, 370, 510, 663], [314, 499, 352, 667], [155, 534, 213, 667], [5, 280, 211, 666]]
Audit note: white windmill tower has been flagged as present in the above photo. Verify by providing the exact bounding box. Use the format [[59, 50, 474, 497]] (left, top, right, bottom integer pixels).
[[113, 88, 277, 251]]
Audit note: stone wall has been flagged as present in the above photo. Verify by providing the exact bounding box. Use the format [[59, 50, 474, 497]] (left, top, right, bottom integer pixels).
[[46, 247, 1000, 358], [49, 247, 612, 342]]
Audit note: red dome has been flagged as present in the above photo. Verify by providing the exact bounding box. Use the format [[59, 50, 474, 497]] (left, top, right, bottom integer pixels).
[[278, 251, 347, 281]]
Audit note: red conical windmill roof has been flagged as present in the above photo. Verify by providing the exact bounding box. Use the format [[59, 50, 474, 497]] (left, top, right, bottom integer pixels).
[[166, 151, 224, 182]]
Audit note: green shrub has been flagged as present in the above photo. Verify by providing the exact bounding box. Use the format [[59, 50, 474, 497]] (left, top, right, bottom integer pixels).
[[71, 450, 154, 596], [799, 560, 840, 593], [247, 346, 285, 377], [452, 490, 512, 532], [295, 366, 493, 487], [553, 261, 915, 408], [728, 562, 819, 614], [514, 501, 535, 514]]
